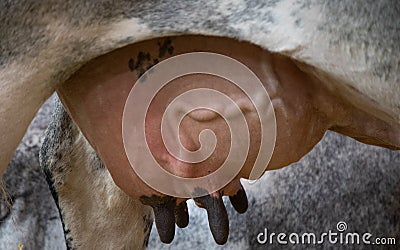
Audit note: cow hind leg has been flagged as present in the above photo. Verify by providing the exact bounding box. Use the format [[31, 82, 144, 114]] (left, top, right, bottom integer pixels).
[[40, 97, 153, 250]]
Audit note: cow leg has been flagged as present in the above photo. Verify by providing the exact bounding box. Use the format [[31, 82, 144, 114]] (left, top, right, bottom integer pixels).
[[40, 98, 153, 250]]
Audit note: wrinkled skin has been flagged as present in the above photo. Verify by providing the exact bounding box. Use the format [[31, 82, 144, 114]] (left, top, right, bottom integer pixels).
[[1, 0, 399, 246]]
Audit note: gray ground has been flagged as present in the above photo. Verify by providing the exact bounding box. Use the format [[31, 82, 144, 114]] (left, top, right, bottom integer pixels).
[[1, 96, 399, 249]]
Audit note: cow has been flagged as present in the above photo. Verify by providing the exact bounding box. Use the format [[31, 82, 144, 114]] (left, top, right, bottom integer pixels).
[[0, 0, 399, 248], [1, 96, 399, 249]]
